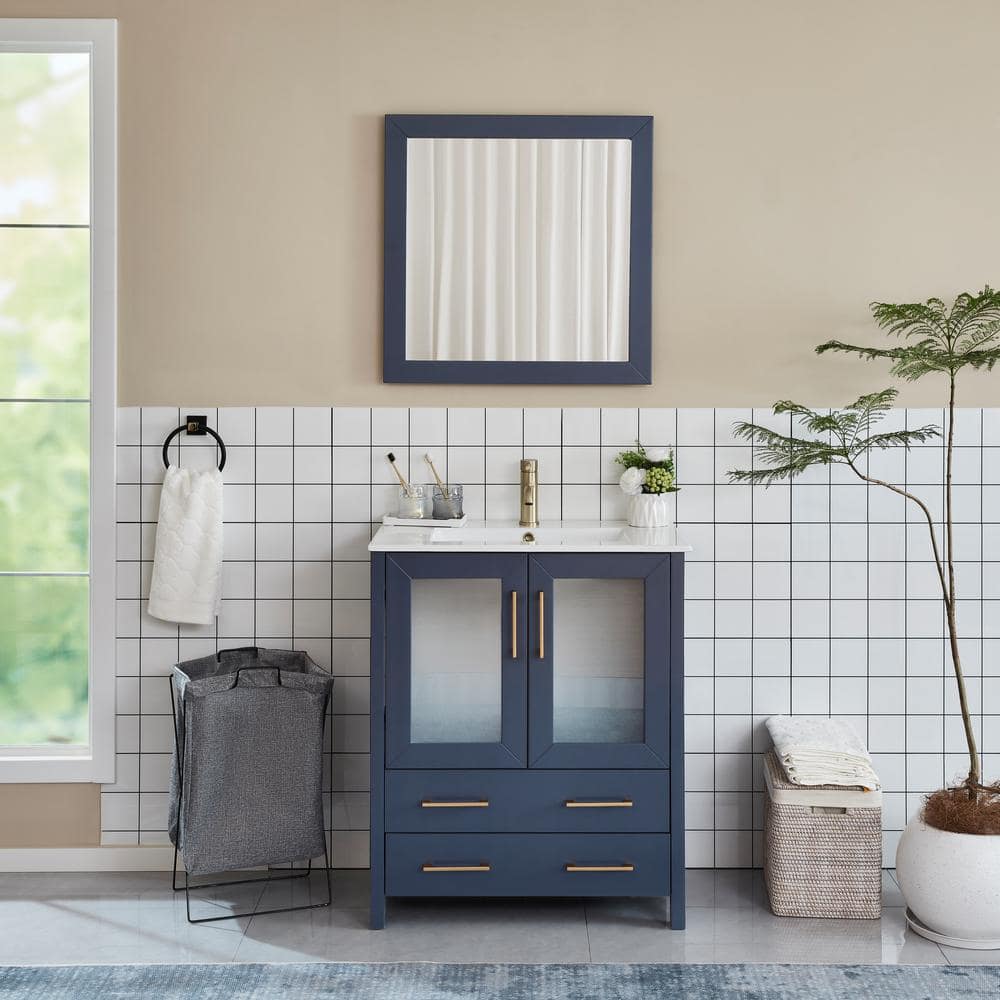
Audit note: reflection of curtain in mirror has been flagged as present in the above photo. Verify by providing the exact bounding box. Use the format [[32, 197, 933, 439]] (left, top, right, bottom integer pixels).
[[405, 138, 631, 362]]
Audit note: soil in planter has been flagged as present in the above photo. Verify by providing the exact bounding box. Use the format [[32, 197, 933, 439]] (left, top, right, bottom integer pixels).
[[924, 782, 1000, 835]]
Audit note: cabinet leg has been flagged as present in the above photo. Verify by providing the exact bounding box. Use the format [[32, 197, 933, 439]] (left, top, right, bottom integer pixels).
[[669, 862, 685, 929], [370, 895, 386, 930]]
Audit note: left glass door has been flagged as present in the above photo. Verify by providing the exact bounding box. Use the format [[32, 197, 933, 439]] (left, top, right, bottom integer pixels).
[[385, 553, 527, 768]]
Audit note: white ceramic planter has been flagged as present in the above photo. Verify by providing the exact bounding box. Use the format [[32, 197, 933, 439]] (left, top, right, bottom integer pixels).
[[627, 492, 675, 529], [895, 818, 1000, 949]]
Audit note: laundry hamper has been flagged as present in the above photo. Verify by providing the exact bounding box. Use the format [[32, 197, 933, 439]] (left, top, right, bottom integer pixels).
[[763, 750, 882, 919], [168, 646, 334, 921]]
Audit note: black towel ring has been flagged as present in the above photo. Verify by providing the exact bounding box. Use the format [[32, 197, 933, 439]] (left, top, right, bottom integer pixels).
[[162, 414, 227, 471]]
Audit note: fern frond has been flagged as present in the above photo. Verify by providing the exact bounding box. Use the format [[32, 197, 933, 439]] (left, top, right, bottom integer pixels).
[[817, 342, 953, 381], [949, 286, 1000, 340], [857, 426, 940, 450], [730, 414, 848, 486], [773, 400, 839, 438], [815, 340, 902, 361], [958, 348, 1000, 372], [728, 391, 939, 486], [869, 299, 949, 345], [850, 389, 898, 440], [817, 288, 1000, 381]]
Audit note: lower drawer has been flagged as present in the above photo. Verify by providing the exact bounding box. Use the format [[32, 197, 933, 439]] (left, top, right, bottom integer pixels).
[[385, 833, 670, 897], [387, 770, 669, 833]]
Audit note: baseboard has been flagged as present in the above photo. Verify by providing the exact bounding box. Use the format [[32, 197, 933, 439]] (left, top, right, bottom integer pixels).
[[0, 846, 176, 872], [0, 848, 366, 873]]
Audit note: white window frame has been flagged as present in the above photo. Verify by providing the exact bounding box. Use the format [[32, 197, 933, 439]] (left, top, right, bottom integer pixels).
[[0, 19, 117, 782]]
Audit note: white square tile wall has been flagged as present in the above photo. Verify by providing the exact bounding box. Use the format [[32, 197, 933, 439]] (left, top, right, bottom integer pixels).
[[112, 407, 1000, 869]]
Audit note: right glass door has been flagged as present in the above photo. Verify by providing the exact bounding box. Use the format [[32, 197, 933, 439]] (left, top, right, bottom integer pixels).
[[528, 554, 672, 768]]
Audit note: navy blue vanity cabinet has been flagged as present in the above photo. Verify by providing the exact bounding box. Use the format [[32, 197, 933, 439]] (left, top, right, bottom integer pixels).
[[370, 548, 685, 930]]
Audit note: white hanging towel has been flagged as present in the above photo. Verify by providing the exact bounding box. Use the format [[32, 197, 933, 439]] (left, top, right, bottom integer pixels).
[[766, 715, 881, 790], [148, 466, 223, 625]]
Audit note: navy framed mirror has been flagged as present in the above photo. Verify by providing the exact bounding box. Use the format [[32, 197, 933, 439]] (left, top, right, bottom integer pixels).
[[384, 115, 653, 384]]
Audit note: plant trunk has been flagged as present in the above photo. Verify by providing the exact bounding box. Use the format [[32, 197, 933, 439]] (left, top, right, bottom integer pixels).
[[944, 376, 982, 795]]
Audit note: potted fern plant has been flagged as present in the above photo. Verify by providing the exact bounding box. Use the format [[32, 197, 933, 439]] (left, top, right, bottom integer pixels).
[[731, 288, 1000, 949]]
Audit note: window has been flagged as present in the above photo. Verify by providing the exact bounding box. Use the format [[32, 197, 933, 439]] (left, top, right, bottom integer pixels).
[[0, 20, 116, 781]]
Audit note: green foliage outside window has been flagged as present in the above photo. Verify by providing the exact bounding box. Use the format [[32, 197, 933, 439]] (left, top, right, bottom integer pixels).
[[0, 52, 91, 746]]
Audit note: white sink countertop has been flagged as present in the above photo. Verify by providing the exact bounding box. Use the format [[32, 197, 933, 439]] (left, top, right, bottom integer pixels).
[[368, 520, 692, 553]]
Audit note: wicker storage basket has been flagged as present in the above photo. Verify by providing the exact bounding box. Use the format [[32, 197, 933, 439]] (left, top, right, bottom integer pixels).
[[763, 750, 882, 919]]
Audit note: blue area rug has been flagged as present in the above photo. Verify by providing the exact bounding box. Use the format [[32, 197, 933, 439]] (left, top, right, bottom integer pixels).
[[0, 962, 997, 999]]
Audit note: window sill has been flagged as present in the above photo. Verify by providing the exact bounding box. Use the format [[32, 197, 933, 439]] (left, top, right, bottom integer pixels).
[[0, 752, 114, 784]]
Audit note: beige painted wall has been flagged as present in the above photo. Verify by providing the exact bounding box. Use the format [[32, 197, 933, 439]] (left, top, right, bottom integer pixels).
[[0, 785, 99, 847], [5, 0, 1000, 409], [2, 0, 1000, 847]]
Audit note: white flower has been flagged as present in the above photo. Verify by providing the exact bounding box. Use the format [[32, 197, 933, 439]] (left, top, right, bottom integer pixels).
[[644, 447, 671, 464], [619, 467, 647, 496]]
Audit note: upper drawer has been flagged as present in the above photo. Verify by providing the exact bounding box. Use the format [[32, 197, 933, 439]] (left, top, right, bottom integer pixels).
[[386, 769, 669, 833]]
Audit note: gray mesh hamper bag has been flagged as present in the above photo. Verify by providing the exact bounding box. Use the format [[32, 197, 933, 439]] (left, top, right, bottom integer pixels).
[[168, 647, 333, 877]]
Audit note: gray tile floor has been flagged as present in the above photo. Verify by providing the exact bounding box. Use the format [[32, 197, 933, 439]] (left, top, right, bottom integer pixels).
[[0, 869, 995, 966]]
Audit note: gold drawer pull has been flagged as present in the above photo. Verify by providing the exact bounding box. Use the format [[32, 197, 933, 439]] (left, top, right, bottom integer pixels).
[[421, 863, 491, 873], [565, 863, 635, 873], [420, 799, 490, 808], [564, 799, 634, 809]]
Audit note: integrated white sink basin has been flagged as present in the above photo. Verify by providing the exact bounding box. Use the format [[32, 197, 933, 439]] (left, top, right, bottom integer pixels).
[[429, 525, 622, 546], [369, 520, 691, 553]]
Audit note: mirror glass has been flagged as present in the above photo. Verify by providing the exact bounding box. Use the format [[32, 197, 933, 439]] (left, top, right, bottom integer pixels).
[[404, 137, 632, 363]]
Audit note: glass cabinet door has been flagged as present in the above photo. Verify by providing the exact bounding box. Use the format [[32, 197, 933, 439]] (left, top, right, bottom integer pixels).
[[528, 554, 672, 768], [550, 577, 645, 745], [385, 553, 527, 767]]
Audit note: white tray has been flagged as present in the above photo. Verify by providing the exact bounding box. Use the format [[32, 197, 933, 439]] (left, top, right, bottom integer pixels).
[[382, 515, 468, 528]]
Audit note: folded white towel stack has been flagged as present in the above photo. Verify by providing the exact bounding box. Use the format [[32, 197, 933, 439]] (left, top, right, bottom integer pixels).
[[765, 716, 881, 790], [148, 466, 224, 625]]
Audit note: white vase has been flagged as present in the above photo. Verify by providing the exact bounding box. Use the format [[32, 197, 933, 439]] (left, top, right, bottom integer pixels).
[[627, 492, 675, 529], [895, 817, 1000, 949]]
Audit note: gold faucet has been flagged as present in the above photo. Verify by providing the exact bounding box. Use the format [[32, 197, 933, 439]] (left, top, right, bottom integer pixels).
[[519, 459, 538, 528]]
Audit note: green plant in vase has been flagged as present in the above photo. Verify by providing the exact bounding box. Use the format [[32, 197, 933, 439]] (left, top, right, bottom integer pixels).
[[615, 442, 678, 528]]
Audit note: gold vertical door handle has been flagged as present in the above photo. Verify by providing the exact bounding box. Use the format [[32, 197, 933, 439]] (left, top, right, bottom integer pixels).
[[538, 590, 545, 659], [511, 590, 517, 659]]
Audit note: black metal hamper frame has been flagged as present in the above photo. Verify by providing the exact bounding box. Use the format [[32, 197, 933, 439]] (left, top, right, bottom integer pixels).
[[169, 654, 333, 923]]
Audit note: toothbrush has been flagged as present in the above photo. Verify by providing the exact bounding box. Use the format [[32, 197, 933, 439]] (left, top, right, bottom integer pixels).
[[386, 453, 415, 497], [424, 453, 458, 518]]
